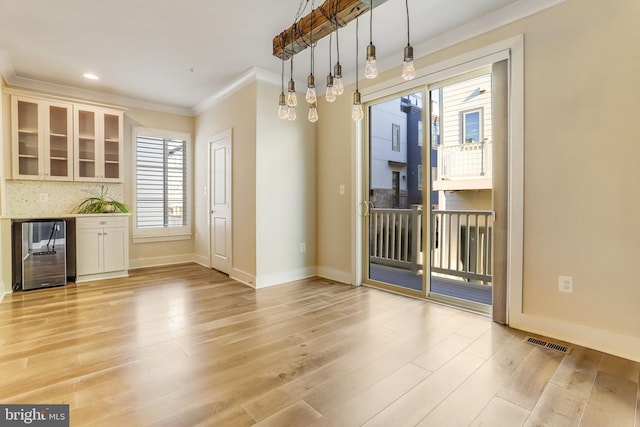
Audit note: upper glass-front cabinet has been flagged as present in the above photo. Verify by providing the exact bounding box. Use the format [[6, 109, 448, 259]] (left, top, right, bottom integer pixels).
[[11, 94, 124, 183], [11, 96, 73, 181], [74, 105, 123, 182]]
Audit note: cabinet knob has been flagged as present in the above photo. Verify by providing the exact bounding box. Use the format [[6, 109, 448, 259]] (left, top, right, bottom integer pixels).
[[99, 221, 107, 225]]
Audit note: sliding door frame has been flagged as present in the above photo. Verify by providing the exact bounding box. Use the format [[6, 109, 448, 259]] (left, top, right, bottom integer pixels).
[[355, 35, 524, 324]]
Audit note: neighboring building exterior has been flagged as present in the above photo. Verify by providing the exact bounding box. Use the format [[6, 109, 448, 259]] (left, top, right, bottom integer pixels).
[[433, 73, 493, 211]]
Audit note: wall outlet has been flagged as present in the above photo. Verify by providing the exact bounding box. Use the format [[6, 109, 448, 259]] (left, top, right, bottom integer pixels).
[[300, 243, 306, 253], [559, 275, 573, 293], [39, 193, 48, 203]]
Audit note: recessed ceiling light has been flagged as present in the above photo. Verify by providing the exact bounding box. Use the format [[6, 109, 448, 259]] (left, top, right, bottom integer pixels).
[[83, 73, 99, 80]]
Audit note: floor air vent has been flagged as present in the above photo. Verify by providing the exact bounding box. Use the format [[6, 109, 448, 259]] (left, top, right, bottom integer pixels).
[[523, 336, 571, 354]]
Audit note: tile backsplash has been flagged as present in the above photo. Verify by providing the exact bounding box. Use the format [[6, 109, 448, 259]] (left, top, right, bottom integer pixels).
[[4, 181, 125, 217]]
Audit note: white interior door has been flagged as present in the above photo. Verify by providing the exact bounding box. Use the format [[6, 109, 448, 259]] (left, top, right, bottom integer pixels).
[[210, 129, 232, 274]]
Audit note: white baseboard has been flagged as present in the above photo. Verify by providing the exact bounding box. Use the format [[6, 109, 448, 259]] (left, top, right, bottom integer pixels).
[[230, 268, 256, 288], [129, 254, 196, 270], [316, 266, 353, 285], [510, 312, 640, 363], [254, 267, 318, 289], [192, 253, 209, 268]]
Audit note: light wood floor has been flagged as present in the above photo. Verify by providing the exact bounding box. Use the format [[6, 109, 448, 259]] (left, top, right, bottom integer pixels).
[[1, 264, 638, 426]]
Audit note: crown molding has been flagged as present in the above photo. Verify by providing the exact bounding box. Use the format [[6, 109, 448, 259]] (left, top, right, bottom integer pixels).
[[342, 0, 567, 90], [191, 67, 280, 116], [1, 0, 565, 117], [0, 50, 193, 116]]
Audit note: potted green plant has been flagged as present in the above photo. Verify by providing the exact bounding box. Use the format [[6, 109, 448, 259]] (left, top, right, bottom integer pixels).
[[73, 186, 131, 214]]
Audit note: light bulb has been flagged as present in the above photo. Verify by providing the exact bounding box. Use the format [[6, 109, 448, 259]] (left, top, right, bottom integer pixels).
[[306, 87, 316, 104], [333, 77, 344, 96], [365, 59, 378, 79], [278, 93, 287, 119], [306, 75, 316, 104], [287, 80, 297, 107], [352, 91, 363, 122], [402, 45, 415, 81], [278, 104, 288, 119], [352, 103, 363, 122], [287, 106, 296, 121], [402, 60, 415, 81], [325, 74, 336, 103], [333, 63, 344, 95], [365, 44, 377, 79], [308, 104, 318, 122]]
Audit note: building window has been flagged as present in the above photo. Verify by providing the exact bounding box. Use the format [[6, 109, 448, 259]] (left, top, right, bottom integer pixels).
[[133, 127, 191, 243], [417, 120, 423, 147], [461, 108, 483, 143], [417, 164, 423, 191], [392, 123, 400, 151]]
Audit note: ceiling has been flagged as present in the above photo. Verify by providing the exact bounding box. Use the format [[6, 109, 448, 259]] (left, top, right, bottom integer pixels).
[[0, 0, 533, 115]]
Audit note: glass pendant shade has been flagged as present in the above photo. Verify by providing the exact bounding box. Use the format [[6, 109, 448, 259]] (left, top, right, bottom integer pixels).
[[352, 91, 363, 122], [305, 75, 317, 104], [308, 103, 319, 122], [333, 63, 344, 95], [402, 45, 415, 81], [325, 74, 336, 103], [287, 80, 297, 107], [287, 106, 296, 121], [365, 44, 377, 79], [278, 93, 288, 119]]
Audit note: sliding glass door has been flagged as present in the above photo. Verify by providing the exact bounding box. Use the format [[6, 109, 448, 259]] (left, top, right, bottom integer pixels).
[[364, 90, 427, 297], [362, 64, 507, 316]]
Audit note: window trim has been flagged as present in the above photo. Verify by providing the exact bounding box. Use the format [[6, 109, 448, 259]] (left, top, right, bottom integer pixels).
[[132, 126, 192, 243], [391, 123, 401, 152], [460, 108, 483, 144]]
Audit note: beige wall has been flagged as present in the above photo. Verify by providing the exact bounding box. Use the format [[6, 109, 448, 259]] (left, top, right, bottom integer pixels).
[[194, 82, 258, 283], [255, 81, 317, 286], [316, 0, 640, 358], [124, 108, 195, 267], [316, 92, 354, 283]]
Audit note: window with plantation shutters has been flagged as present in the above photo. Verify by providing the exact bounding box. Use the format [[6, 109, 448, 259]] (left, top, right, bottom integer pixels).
[[133, 127, 191, 242]]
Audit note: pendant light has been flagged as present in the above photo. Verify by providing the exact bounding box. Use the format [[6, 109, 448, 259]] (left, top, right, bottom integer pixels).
[[352, 17, 363, 122], [402, 0, 415, 81], [305, 1, 317, 106], [325, 33, 336, 103], [308, 102, 319, 122], [365, 0, 377, 79], [278, 45, 288, 119], [333, 13, 344, 96], [287, 24, 297, 120]]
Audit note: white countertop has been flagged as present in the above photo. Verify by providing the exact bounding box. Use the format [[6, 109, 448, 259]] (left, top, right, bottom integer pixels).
[[2, 213, 131, 220]]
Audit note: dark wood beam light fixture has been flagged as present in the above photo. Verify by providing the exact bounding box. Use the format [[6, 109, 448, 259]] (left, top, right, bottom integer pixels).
[[273, 0, 390, 60]]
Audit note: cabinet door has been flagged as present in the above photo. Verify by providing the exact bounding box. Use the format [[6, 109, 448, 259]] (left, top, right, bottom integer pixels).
[[44, 102, 73, 181], [102, 227, 127, 272], [76, 228, 104, 275], [101, 110, 124, 182], [74, 106, 100, 181], [11, 96, 43, 179]]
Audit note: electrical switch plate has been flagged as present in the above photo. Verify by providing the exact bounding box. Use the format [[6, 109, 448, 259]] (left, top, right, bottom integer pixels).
[[339, 184, 345, 195]]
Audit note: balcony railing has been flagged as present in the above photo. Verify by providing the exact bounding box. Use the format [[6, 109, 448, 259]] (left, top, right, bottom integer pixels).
[[437, 141, 492, 179], [369, 206, 493, 284]]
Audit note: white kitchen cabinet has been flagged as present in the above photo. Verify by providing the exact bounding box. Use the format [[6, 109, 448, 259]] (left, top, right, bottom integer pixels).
[[74, 105, 124, 182], [75, 215, 129, 282], [11, 96, 73, 181]]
